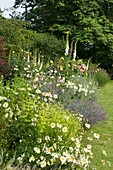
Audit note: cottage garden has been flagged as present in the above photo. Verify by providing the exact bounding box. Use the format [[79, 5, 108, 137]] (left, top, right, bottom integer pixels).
[[0, 32, 112, 170], [0, 14, 113, 169]]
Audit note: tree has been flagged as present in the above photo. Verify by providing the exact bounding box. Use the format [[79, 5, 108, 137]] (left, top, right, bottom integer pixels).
[[12, 0, 113, 70]]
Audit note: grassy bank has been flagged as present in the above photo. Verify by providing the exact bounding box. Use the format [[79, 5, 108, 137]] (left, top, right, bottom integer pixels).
[[84, 81, 113, 170]]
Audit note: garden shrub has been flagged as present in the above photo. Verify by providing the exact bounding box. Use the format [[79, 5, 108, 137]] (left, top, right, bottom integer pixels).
[[66, 99, 107, 125], [92, 68, 110, 87], [36, 33, 65, 61], [88, 63, 110, 87]]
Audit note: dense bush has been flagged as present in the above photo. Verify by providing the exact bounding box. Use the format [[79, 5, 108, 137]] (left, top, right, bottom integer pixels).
[[93, 68, 110, 87], [0, 18, 65, 63], [89, 63, 110, 87]]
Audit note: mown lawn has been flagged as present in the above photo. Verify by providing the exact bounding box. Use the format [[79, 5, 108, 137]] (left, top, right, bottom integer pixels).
[[84, 80, 113, 170]]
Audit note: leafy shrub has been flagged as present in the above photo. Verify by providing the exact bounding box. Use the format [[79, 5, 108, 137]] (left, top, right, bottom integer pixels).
[[88, 63, 110, 87], [66, 99, 107, 125], [36, 33, 65, 61], [93, 68, 110, 87]]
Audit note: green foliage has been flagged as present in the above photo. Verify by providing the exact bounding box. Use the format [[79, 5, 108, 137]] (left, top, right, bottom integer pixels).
[[0, 76, 92, 170], [13, 0, 113, 69], [0, 18, 65, 63], [88, 63, 110, 87], [35, 33, 65, 61], [93, 68, 110, 87]]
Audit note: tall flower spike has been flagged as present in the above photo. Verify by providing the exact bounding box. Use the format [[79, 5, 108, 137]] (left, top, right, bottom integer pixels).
[[73, 39, 78, 60], [65, 31, 70, 56]]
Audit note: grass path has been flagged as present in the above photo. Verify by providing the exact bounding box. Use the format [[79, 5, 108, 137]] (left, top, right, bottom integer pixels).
[[86, 80, 113, 170]]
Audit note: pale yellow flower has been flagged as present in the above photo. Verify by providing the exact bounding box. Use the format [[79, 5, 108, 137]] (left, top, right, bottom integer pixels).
[[102, 150, 107, 156], [29, 155, 35, 162]]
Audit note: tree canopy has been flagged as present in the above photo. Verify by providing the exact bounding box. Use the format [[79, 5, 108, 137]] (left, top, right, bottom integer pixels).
[[7, 0, 113, 69]]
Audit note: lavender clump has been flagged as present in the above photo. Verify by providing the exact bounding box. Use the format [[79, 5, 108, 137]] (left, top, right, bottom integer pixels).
[[66, 99, 107, 125]]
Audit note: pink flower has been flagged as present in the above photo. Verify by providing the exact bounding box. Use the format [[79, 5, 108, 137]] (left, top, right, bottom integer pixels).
[[81, 64, 87, 71]]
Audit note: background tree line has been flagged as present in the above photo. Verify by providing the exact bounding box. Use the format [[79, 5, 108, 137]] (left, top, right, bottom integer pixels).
[[1, 0, 113, 74]]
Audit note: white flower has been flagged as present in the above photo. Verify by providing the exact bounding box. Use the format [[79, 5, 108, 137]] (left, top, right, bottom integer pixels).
[[60, 156, 66, 164], [17, 156, 23, 162], [50, 60, 53, 64], [34, 147, 40, 153], [87, 137, 93, 141], [0, 96, 5, 101], [46, 148, 51, 154], [87, 144, 92, 150], [68, 155, 74, 162], [103, 150, 107, 156], [24, 67, 28, 70], [36, 89, 41, 94], [85, 123, 91, 129], [3, 102, 8, 108], [57, 123, 62, 128], [29, 155, 35, 162], [62, 127, 68, 133], [58, 136, 62, 141], [71, 137, 75, 141], [51, 152, 58, 158], [4, 113, 9, 118], [53, 143, 57, 149], [14, 68, 18, 71], [45, 136, 50, 141], [53, 94, 58, 99], [94, 133, 100, 139], [40, 160, 46, 168], [50, 123, 55, 128], [79, 84, 82, 88], [69, 147, 74, 152], [37, 138, 42, 143]]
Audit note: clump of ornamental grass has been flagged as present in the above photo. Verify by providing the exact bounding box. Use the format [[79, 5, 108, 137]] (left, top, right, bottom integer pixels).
[[66, 98, 107, 125]]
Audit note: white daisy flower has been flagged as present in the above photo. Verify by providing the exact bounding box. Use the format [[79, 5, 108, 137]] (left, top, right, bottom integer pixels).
[[94, 133, 100, 139], [85, 123, 90, 129], [34, 147, 40, 154], [40, 160, 46, 168], [60, 156, 66, 164], [51, 152, 59, 158], [3, 102, 8, 108], [50, 123, 55, 128], [62, 127, 68, 133], [57, 123, 62, 128]]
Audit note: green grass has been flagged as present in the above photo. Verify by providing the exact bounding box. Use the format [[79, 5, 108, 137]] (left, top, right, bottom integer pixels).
[[84, 80, 113, 170]]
